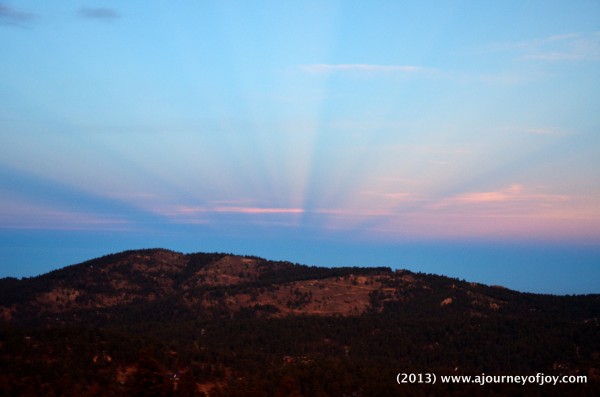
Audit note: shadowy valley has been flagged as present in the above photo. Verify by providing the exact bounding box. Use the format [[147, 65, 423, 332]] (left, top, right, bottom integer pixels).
[[1, 249, 599, 396]]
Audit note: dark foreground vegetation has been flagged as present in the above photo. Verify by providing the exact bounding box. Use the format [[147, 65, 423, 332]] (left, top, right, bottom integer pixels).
[[1, 249, 599, 396]]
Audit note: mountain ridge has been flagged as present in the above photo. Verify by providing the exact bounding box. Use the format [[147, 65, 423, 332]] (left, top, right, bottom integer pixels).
[[1, 248, 550, 324], [1, 248, 599, 396]]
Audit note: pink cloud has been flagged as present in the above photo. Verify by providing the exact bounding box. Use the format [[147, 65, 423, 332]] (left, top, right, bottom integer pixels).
[[161, 205, 304, 216], [213, 206, 304, 214], [453, 184, 524, 204], [315, 208, 393, 217], [433, 184, 573, 210]]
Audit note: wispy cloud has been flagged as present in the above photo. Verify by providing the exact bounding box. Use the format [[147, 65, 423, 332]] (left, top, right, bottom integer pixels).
[[315, 208, 393, 217], [490, 32, 600, 62], [155, 204, 305, 228], [524, 127, 569, 137], [300, 63, 433, 74], [214, 206, 304, 214], [0, 202, 131, 231], [451, 184, 526, 204], [0, 3, 34, 26], [166, 205, 304, 216], [77, 7, 119, 21], [349, 184, 597, 241], [433, 184, 571, 211]]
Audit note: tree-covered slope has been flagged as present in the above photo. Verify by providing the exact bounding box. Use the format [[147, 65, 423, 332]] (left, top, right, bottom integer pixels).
[[1, 249, 598, 396]]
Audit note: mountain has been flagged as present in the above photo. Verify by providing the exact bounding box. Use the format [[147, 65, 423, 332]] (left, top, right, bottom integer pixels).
[[1, 248, 599, 396]]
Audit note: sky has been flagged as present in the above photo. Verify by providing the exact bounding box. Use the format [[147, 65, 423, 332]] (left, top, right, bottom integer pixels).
[[1, 1, 599, 294]]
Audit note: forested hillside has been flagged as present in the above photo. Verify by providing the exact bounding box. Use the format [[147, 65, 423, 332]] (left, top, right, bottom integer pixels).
[[1, 249, 599, 396]]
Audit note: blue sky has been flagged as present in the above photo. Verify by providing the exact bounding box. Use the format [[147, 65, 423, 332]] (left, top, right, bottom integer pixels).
[[1, 1, 599, 293]]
